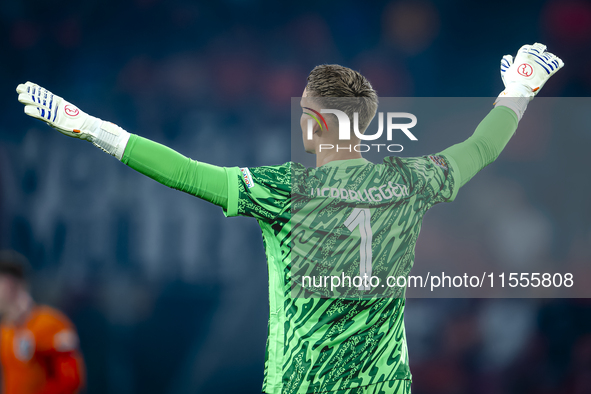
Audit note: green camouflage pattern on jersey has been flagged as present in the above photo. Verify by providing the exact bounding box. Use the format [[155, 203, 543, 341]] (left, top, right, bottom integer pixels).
[[226, 155, 458, 394]]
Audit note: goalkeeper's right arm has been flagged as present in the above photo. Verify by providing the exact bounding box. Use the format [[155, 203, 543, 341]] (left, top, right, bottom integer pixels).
[[16, 82, 230, 211], [122, 135, 230, 209]]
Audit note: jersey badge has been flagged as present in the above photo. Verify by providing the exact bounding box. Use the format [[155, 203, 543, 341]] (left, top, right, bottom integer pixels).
[[429, 155, 448, 170]]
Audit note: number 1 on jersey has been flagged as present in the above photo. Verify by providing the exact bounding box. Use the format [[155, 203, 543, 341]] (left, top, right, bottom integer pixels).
[[344, 208, 373, 290]]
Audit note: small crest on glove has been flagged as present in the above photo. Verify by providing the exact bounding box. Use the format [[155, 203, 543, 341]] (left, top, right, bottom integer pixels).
[[517, 63, 533, 77], [64, 104, 80, 117]]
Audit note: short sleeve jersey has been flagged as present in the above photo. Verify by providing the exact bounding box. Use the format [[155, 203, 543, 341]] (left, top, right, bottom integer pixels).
[[0, 305, 81, 394], [225, 155, 459, 394]]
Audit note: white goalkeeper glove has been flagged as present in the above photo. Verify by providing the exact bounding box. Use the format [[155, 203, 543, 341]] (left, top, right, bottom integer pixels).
[[16, 82, 130, 160], [495, 43, 564, 120]]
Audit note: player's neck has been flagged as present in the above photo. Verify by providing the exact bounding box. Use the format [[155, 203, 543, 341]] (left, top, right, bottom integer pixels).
[[4, 291, 33, 326], [315, 149, 363, 167]]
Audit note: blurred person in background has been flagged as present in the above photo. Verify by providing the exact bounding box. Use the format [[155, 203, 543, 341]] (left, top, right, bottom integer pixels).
[[0, 250, 85, 394]]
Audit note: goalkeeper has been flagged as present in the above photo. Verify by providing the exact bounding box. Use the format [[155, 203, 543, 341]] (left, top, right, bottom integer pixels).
[[16, 43, 563, 394]]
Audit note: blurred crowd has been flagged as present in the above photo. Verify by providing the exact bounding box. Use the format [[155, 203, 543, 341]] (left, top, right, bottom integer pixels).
[[1, 0, 590, 393]]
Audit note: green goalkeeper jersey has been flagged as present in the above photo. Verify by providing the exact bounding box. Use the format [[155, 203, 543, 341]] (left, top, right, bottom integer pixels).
[[224, 154, 460, 394], [120, 106, 518, 394]]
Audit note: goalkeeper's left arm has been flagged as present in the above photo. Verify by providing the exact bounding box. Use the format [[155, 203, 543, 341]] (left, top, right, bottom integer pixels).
[[15, 82, 231, 211], [439, 42, 563, 188]]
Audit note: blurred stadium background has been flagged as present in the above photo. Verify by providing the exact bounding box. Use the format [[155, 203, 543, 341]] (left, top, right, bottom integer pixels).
[[1, 0, 591, 393]]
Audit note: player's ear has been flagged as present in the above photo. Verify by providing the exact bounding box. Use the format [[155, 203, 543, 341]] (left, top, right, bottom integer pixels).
[[313, 121, 322, 135]]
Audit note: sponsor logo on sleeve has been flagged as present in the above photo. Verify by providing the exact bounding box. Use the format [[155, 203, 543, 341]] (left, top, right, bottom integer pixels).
[[429, 155, 448, 170], [240, 167, 255, 188]]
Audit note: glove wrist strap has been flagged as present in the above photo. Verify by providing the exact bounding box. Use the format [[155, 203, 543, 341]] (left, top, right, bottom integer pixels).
[[494, 83, 534, 121], [91, 121, 131, 160]]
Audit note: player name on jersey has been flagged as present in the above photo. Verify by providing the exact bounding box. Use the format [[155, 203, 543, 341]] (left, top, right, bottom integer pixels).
[[310, 181, 409, 202]]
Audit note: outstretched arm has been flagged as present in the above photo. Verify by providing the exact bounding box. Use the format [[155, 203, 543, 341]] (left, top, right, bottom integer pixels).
[[121, 135, 229, 208], [440, 105, 517, 188], [16, 82, 229, 210], [441, 42, 563, 188]]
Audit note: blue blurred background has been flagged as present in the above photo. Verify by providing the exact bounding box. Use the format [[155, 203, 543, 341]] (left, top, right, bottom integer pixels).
[[1, 0, 591, 393]]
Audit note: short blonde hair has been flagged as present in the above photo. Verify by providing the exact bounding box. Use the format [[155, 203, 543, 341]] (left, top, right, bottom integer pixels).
[[306, 64, 378, 133]]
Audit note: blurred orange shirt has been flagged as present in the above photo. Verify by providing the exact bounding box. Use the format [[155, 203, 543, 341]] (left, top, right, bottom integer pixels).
[[0, 305, 85, 394]]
